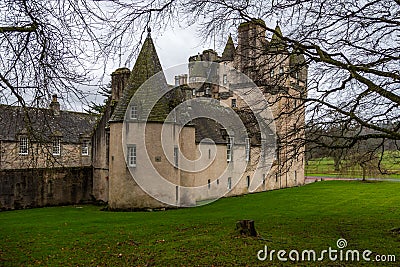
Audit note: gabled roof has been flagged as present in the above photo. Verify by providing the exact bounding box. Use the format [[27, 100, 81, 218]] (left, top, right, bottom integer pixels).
[[0, 105, 97, 143], [221, 35, 236, 61], [110, 29, 169, 122]]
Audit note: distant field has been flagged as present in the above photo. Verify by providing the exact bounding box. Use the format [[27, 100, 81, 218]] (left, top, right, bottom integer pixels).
[[1, 181, 399, 266], [306, 151, 400, 178]]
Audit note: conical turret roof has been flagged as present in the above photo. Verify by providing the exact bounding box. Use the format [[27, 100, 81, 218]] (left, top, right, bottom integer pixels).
[[221, 34, 236, 61], [110, 29, 169, 122], [268, 24, 287, 52]]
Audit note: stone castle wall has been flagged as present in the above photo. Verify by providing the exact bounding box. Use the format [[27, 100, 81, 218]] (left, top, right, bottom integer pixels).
[[0, 167, 92, 210]]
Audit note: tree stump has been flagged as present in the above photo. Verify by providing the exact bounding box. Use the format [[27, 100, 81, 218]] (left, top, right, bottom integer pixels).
[[236, 220, 257, 237]]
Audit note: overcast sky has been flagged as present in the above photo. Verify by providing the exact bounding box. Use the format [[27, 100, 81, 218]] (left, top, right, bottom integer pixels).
[[83, 25, 225, 111]]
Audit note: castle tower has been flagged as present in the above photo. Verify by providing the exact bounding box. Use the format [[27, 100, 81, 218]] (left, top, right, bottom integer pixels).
[[235, 19, 267, 76], [111, 68, 131, 101]]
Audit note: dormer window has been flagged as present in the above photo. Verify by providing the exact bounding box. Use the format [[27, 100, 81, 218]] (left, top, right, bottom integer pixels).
[[19, 137, 29, 155], [130, 104, 138, 119], [205, 87, 210, 96], [52, 137, 61, 156]]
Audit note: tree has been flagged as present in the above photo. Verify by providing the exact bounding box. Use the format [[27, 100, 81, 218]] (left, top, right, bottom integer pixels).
[[1, 0, 399, 171], [88, 0, 399, 171]]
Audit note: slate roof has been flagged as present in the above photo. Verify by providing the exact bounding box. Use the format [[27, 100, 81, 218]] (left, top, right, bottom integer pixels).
[[0, 105, 97, 143], [268, 25, 287, 52], [221, 35, 236, 61], [110, 29, 169, 122], [192, 118, 226, 144]]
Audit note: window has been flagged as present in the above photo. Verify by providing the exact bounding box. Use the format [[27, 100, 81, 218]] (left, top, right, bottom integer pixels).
[[246, 175, 250, 188], [295, 71, 299, 79], [208, 179, 211, 189], [275, 173, 278, 183], [175, 76, 180, 86], [227, 137, 234, 162], [205, 87, 210, 96], [245, 138, 250, 162], [262, 174, 266, 185], [261, 139, 266, 161], [279, 66, 284, 74], [231, 98, 237, 108], [174, 146, 179, 168], [208, 149, 211, 159], [227, 177, 232, 190], [52, 138, 61, 156], [223, 74, 227, 85], [81, 140, 89, 156], [130, 105, 138, 119], [270, 69, 274, 77], [192, 89, 196, 96], [19, 137, 29, 155], [127, 145, 137, 167]]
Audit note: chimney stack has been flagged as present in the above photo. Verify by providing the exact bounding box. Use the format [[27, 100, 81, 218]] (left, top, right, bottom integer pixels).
[[49, 94, 60, 116], [111, 67, 131, 101]]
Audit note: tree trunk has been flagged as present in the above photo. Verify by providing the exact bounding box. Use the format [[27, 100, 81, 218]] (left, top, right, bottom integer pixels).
[[236, 220, 257, 237]]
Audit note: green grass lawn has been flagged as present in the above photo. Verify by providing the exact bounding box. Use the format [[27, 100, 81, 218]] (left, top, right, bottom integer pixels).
[[306, 152, 400, 179], [1, 181, 399, 266]]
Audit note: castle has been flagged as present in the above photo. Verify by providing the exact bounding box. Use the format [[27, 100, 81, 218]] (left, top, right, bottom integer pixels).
[[0, 20, 307, 210]]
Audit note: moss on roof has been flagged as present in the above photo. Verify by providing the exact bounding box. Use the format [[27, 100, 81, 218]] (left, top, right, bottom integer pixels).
[[221, 34, 236, 61], [110, 31, 170, 122], [268, 25, 287, 52], [239, 18, 266, 28]]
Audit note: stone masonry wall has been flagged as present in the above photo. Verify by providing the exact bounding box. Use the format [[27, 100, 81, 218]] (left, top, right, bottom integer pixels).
[[0, 167, 92, 210]]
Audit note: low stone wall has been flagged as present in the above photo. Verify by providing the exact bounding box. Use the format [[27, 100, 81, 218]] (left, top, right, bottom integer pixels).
[[0, 167, 92, 210]]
